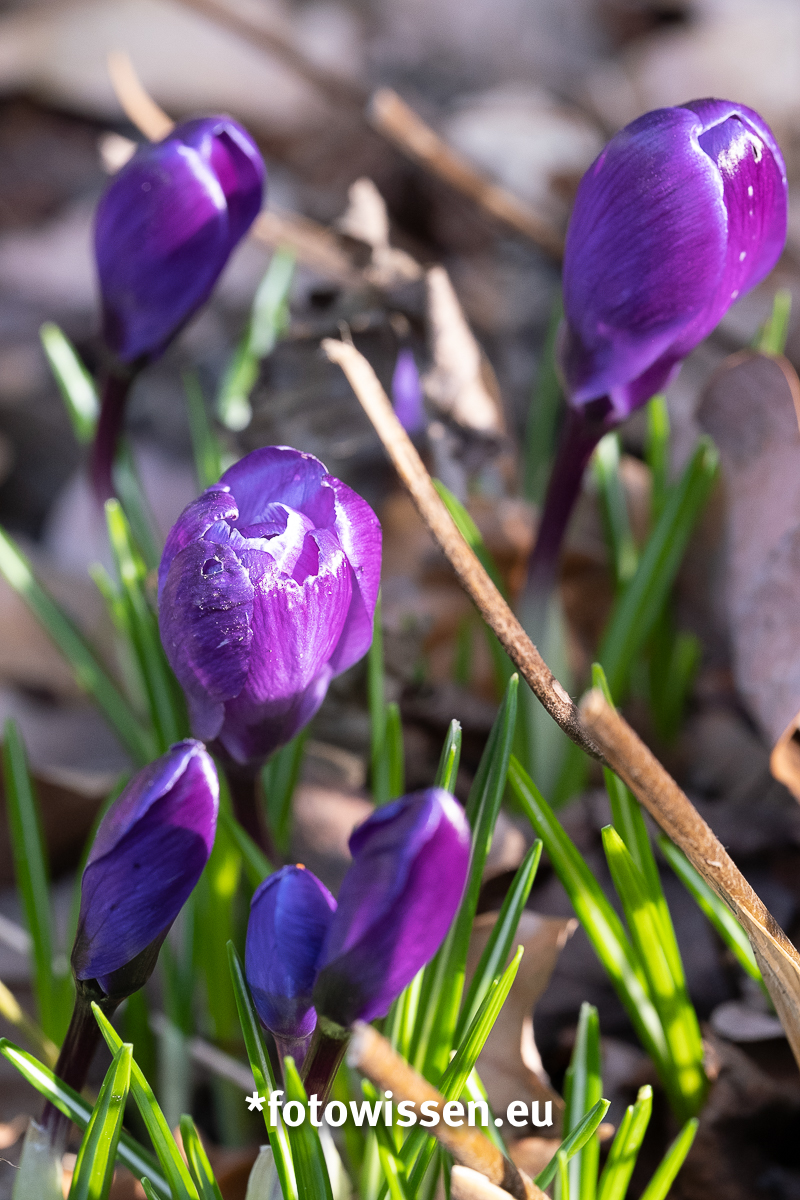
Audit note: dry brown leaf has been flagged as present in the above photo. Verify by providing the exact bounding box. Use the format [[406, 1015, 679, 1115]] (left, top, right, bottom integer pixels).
[[466, 911, 575, 1135], [423, 267, 505, 436], [335, 177, 422, 288], [770, 705, 800, 802], [451, 1166, 517, 1200]]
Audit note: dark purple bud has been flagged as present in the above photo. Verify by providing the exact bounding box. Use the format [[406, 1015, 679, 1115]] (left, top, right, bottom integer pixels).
[[561, 98, 787, 419], [72, 740, 218, 999], [95, 116, 265, 363], [245, 865, 336, 1049], [313, 789, 471, 1026], [391, 348, 425, 433], [158, 446, 382, 766]]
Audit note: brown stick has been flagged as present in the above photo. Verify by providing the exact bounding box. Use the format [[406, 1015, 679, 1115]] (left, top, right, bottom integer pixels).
[[452, 1168, 519, 1200], [368, 89, 565, 261], [348, 1023, 547, 1200], [579, 688, 800, 1070], [321, 338, 601, 763]]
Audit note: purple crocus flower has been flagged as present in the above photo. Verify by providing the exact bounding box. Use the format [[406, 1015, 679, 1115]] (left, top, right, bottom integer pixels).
[[245, 865, 336, 1058], [526, 98, 787, 612], [72, 740, 218, 999], [158, 446, 382, 766], [313, 788, 471, 1026], [95, 116, 265, 364], [391, 348, 426, 433]]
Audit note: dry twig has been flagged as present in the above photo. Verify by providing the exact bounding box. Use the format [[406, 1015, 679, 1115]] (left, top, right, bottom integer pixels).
[[368, 88, 565, 260], [452, 1168, 519, 1200], [580, 688, 800, 1070], [348, 1022, 546, 1200], [323, 335, 800, 1069], [321, 337, 600, 760], [771, 708, 800, 802]]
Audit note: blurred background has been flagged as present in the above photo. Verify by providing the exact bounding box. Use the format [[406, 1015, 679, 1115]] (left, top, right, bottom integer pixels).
[[2, 0, 800, 1195]]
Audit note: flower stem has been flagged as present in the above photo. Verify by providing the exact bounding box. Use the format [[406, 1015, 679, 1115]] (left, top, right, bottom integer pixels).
[[300, 1017, 350, 1105], [40, 986, 119, 1147], [224, 762, 279, 864], [521, 400, 613, 639], [90, 371, 134, 505]]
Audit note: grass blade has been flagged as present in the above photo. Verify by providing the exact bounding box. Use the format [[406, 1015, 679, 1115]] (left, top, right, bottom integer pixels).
[[92, 1005, 200, 1200], [179, 1115, 224, 1200], [0, 1038, 168, 1197], [601, 826, 706, 1119], [262, 730, 307, 855], [2, 720, 61, 1041], [596, 1086, 652, 1200], [40, 322, 98, 443], [644, 396, 669, 524], [0, 526, 153, 763], [68, 1043, 132, 1200], [369, 591, 391, 805], [658, 835, 763, 985], [599, 436, 718, 700], [282, 1056, 335, 1200], [638, 1117, 698, 1200], [434, 720, 462, 792], [385, 701, 405, 800], [757, 288, 792, 356], [183, 370, 223, 490], [218, 806, 272, 889], [508, 757, 671, 1082], [593, 434, 638, 588], [535, 1098, 611, 1190], [562, 1003, 601, 1200]]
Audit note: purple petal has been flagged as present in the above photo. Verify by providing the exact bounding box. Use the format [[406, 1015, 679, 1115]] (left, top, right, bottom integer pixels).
[[159, 539, 254, 741], [73, 742, 218, 991], [158, 487, 238, 600], [326, 478, 382, 675], [392, 349, 426, 433], [314, 789, 471, 1025], [245, 865, 336, 1039], [221, 447, 331, 528]]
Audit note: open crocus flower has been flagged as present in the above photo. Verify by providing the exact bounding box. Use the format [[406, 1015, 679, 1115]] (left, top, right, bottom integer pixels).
[[526, 98, 787, 610], [95, 116, 265, 365], [313, 788, 471, 1027], [72, 740, 218, 1000], [158, 446, 382, 766], [245, 865, 336, 1060]]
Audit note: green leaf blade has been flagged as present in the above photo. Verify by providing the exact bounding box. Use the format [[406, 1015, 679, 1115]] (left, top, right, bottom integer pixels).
[[68, 1043, 132, 1200]]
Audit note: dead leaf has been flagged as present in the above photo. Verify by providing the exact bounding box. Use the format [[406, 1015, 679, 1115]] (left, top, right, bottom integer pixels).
[[770, 706, 800, 802], [336, 178, 422, 288], [423, 266, 505, 436], [466, 910, 576, 1136], [0, 1114, 28, 1149]]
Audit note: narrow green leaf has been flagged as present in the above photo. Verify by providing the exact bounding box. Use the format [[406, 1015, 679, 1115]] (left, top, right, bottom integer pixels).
[[757, 288, 792, 357], [183, 370, 222, 490], [385, 701, 405, 800], [0, 526, 153, 764], [658, 835, 763, 984], [557, 1149, 570, 1200], [638, 1117, 698, 1200], [596, 1085, 652, 1200], [0, 977, 58, 1065], [68, 1043, 132, 1200], [249, 247, 295, 357], [593, 433, 638, 587], [92, 1005, 200, 1200], [227, 942, 298, 1200], [456, 840, 542, 1038], [218, 806, 272, 889], [535, 1098, 610, 1189], [113, 443, 162, 572], [196, 798, 242, 1043], [282, 1056, 335, 1200], [2, 720, 58, 1040], [40, 322, 98, 443], [599, 436, 719, 700], [508, 757, 672, 1083], [434, 720, 462, 792], [0, 1038, 168, 1197], [362, 1080, 409, 1200], [369, 592, 391, 805], [263, 730, 307, 854], [217, 342, 259, 431], [601, 827, 706, 1119], [179, 1115, 224, 1200], [562, 1003, 601, 1200], [524, 289, 564, 505], [648, 622, 701, 745], [644, 395, 670, 525]]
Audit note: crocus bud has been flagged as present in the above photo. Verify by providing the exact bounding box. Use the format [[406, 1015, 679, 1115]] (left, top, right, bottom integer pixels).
[[391, 348, 425, 433], [72, 740, 218, 1000], [95, 116, 265, 364], [313, 789, 471, 1026], [561, 99, 787, 418], [245, 865, 335, 1054], [158, 446, 382, 766]]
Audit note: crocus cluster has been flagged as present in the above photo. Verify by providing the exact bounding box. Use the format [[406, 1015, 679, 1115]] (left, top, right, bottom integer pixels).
[[245, 788, 471, 1059], [527, 98, 787, 605], [91, 115, 265, 501], [158, 446, 382, 767]]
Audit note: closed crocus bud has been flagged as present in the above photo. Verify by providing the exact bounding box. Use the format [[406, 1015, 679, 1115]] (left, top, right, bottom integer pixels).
[[158, 446, 382, 766], [72, 740, 218, 1000], [95, 116, 265, 364], [561, 98, 787, 418], [313, 789, 471, 1027], [245, 865, 336, 1059], [391, 348, 426, 433]]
